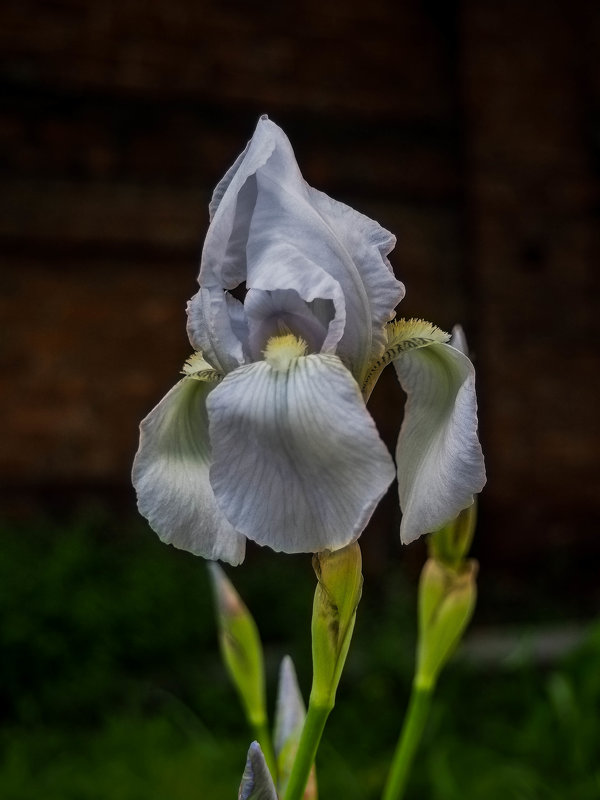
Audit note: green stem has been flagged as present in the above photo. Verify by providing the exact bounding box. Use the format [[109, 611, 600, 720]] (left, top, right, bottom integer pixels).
[[382, 683, 433, 800], [252, 717, 278, 783], [283, 697, 333, 800]]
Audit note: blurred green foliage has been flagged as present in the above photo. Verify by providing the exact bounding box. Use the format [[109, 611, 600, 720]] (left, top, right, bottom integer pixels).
[[0, 511, 599, 799]]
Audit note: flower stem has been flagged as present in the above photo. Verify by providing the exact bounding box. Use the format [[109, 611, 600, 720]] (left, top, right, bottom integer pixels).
[[382, 682, 433, 800], [283, 696, 333, 800], [252, 717, 277, 783]]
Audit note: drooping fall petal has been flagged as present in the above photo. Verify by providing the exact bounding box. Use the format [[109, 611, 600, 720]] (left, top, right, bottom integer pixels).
[[207, 346, 396, 553], [393, 339, 486, 544], [132, 378, 246, 565]]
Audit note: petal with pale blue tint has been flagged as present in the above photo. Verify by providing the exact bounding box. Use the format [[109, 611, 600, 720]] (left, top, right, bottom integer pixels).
[[200, 116, 404, 377], [204, 116, 276, 288], [207, 353, 396, 553], [132, 378, 246, 565], [186, 288, 247, 372], [306, 186, 405, 372], [244, 287, 332, 359], [394, 343, 486, 544], [238, 742, 278, 800]]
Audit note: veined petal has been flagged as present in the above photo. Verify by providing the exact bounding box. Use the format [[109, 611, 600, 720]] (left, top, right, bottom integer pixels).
[[132, 378, 246, 565], [200, 116, 404, 379], [207, 352, 396, 553], [393, 342, 486, 544], [204, 116, 277, 288], [244, 287, 332, 359], [186, 288, 247, 372], [307, 187, 405, 373]]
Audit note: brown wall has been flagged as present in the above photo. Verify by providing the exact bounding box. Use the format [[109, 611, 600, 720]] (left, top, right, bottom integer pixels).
[[1, 0, 599, 568]]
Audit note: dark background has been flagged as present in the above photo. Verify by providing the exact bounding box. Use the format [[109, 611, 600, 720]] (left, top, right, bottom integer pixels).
[[1, 0, 599, 601]]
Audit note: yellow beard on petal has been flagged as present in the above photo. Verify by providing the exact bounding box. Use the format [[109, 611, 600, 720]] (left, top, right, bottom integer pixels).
[[361, 318, 450, 399], [263, 333, 308, 372], [181, 351, 223, 382]]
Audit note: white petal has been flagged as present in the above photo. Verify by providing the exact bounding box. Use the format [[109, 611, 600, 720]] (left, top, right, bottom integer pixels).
[[207, 354, 396, 553], [244, 288, 331, 359], [238, 742, 278, 800], [202, 116, 277, 290], [186, 288, 247, 372], [307, 187, 405, 372], [394, 343, 486, 544], [132, 378, 246, 565], [200, 116, 404, 379]]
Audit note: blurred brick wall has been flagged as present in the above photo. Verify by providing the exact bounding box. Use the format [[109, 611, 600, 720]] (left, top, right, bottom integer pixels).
[[0, 0, 598, 563]]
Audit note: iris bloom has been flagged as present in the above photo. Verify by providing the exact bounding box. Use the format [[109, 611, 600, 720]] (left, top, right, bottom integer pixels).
[[132, 116, 485, 565]]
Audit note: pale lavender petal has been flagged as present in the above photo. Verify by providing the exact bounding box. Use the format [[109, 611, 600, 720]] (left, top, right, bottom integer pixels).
[[244, 288, 332, 359], [132, 378, 246, 565], [200, 116, 404, 378], [307, 187, 405, 371], [394, 342, 486, 544], [207, 354, 396, 553], [186, 288, 247, 372]]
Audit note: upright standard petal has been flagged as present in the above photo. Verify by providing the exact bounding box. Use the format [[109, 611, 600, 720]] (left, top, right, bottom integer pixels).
[[306, 187, 405, 374], [201, 115, 277, 290], [132, 378, 246, 565], [207, 347, 396, 553], [394, 342, 486, 544], [200, 116, 404, 378], [244, 287, 333, 359]]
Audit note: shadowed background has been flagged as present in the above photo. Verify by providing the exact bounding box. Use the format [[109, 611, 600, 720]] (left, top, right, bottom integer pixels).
[[1, 1, 600, 797], [2, 0, 599, 588]]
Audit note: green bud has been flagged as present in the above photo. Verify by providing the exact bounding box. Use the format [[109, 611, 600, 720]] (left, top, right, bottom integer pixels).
[[415, 558, 478, 690], [428, 502, 477, 569], [208, 563, 267, 730], [310, 542, 363, 708]]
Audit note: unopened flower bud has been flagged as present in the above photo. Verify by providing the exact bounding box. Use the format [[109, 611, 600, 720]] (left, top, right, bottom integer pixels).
[[415, 558, 478, 690], [428, 502, 477, 569], [311, 542, 363, 707], [274, 656, 317, 799], [238, 741, 278, 800], [208, 563, 267, 730]]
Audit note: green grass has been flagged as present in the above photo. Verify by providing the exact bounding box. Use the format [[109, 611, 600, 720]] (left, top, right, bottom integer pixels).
[[1, 511, 599, 799]]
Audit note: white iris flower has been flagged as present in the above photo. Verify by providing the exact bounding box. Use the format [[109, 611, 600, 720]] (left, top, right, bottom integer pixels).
[[132, 116, 486, 565]]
